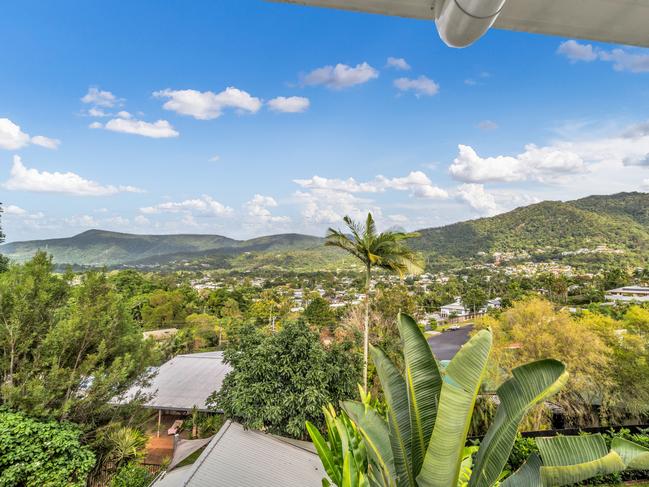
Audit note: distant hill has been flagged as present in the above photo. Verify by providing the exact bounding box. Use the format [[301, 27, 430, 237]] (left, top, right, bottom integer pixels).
[[412, 192, 649, 270], [3, 192, 649, 272]]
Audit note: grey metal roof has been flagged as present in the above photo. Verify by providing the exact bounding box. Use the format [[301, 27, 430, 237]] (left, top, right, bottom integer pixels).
[[121, 351, 231, 412], [151, 421, 326, 487]]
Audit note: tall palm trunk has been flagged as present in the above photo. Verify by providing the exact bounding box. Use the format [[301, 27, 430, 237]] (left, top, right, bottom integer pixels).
[[363, 263, 371, 392]]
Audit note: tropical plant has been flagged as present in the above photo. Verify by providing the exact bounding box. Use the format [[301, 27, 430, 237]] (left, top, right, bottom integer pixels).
[[104, 427, 148, 467], [307, 403, 369, 487], [318, 313, 569, 487], [326, 213, 423, 390], [504, 433, 649, 486]]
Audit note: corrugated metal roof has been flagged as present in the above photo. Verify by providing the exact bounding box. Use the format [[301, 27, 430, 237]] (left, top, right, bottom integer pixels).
[[151, 421, 326, 487], [121, 351, 231, 412]]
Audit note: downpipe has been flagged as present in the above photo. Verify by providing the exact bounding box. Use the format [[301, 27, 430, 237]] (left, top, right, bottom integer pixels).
[[435, 0, 507, 48]]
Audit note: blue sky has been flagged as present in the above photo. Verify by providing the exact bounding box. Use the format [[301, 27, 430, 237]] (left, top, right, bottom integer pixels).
[[2, 0, 649, 242]]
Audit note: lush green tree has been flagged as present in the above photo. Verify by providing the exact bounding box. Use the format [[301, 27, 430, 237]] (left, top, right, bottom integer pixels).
[[110, 463, 152, 487], [210, 321, 361, 439], [304, 296, 336, 330], [0, 410, 95, 487], [476, 298, 613, 427], [326, 213, 423, 390], [185, 313, 220, 348], [462, 284, 489, 313], [141, 288, 193, 329], [0, 204, 7, 273], [0, 255, 154, 424]]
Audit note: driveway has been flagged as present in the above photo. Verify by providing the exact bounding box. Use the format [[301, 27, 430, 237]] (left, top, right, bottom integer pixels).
[[427, 325, 474, 361]]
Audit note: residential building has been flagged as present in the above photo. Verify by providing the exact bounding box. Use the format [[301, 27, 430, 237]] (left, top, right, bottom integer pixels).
[[605, 286, 649, 303]]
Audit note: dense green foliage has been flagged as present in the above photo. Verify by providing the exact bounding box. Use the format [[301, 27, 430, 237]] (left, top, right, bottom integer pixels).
[[109, 463, 153, 487], [0, 253, 154, 423], [0, 411, 95, 487], [0, 204, 7, 273], [209, 321, 361, 439]]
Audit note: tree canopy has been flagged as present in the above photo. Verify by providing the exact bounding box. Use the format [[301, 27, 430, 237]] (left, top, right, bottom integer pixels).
[[209, 321, 361, 439]]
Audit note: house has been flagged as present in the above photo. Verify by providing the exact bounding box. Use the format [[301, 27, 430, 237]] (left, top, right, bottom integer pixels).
[[118, 351, 231, 414], [150, 421, 326, 487], [439, 299, 470, 318], [605, 286, 649, 303]]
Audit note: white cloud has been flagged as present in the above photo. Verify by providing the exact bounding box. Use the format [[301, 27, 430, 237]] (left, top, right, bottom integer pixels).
[[245, 194, 291, 223], [141, 195, 233, 217], [209, 155, 221, 162], [449, 144, 587, 183], [30, 135, 61, 150], [3, 155, 143, 196], [557, 40, 598, 62], [116, 111, 132, 119], [477, 120, 498, 131], [134, 215, 150, 226], [3, 204, 27, 216], [456, 184, 500, 216], [302, 62, 379, 89], [81, 87, 118, 108], [294, 171, 448, 199], [464, 78, 478, 86], [450, 120, 649, 184], [89, 121, 103, 129], [558, 40, 649, 73], [100, 118, 179, 138], [268, 96, 310, 113], [643, 179, 649, 189], [0, 118, 59, 151], [154, 87, 262, 120], [386, 57, 411, 71], [87, 107, 109, 117], [394, 76, 440, 97], [295, 189, 380, 225], [0, 118, 30, 150]]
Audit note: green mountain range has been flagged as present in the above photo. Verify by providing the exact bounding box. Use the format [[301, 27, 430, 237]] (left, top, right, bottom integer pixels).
[[2, 192, 648, 272]]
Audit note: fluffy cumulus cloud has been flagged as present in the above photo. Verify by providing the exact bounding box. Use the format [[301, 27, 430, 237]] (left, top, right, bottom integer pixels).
[[294, 171, 448, 199], [0, 118, 59, 150], [3, 204, 27, 216], [302, 62, 379, 89], [245, 194, 290, 223], [154, 87, 262, 120], [30, 135, 61, 149], [394, 76, 440, 97], [140, 195, 233, 217], [558, 40, 649, 73], [267, 96, 310, 113], [295, 189, 379, 225], [91, 111, 179, 138], [386, 57, 411, 71], [449, 144, 586, 183], [3, 155, 143, 196], [455, 184, 500, 216], [81, 87, 118, 108]]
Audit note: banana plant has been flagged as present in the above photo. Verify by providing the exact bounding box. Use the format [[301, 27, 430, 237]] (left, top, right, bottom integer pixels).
[[503, 433, 649, 486], [337, 313, 569, 487], [307, 404, 369, 487]]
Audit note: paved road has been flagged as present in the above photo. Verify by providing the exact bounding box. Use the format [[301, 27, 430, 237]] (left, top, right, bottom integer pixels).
[[427, 325, 474, 361]]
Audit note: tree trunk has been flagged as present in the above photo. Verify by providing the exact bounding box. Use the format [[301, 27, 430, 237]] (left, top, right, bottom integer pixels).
[[363, 264, 371, 392]]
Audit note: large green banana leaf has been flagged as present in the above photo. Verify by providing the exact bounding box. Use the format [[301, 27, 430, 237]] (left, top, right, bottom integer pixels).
[[398, 313, 442, 477], [370, 345, 415, 486], [536, 434, 626, 487], [501, 453, 542, 487], [469, 359, 568, 487], [611, 437, 649, 470], [417, 330, 492, 487], [343, 400, 396, 487]]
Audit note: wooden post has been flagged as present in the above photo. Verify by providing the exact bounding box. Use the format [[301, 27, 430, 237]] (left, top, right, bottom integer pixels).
[[157, 410, 162, 438]]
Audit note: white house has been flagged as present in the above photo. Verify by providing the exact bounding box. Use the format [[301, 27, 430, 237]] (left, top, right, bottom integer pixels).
[[605, 286, 649, 303], [439, 299, 470, 318]]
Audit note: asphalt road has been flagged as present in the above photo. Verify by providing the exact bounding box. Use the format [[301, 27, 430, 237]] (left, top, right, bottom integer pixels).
[[427, 325, 474, 361]]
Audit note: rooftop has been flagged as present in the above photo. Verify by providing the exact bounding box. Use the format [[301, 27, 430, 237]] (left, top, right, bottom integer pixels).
[[118, 351, 231, 412], [151, 421, 325, 487]]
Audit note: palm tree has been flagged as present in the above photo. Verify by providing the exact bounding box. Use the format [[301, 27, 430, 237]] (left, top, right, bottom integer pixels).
[[326, 213, 424, 391]]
